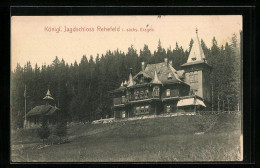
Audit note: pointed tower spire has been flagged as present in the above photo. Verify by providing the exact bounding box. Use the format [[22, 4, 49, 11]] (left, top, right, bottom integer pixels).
[[127, 73, 134, 87], [120, 81, 124, 87], [151, 70, 162, 84], [181, 28, 212, 102], [186, 27, 207, 64]]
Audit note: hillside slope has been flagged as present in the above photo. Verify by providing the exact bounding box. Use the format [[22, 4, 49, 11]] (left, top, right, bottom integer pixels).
[[11, 113, 242, 162]]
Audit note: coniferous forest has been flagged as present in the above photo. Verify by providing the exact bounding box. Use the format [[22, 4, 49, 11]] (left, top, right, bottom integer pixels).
[[11, 33, 241, 129]]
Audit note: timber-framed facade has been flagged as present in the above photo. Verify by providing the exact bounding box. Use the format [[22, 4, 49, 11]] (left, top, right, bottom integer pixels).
[[109, 29, 212, 119]]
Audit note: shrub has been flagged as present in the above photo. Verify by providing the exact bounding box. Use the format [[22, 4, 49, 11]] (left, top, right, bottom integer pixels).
[[37, 117, 50, 144], [55, 120, 68, 143]]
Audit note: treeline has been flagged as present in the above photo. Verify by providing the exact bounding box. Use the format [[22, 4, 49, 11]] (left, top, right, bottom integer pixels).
[[11, 34, 241, 129]]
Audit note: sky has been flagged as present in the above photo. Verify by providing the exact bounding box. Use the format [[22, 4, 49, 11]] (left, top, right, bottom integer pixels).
[[11, 15, 242, 70]]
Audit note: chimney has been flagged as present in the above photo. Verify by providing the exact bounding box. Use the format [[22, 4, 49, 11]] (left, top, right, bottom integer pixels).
[[168, 73, 172, 80], [169, 60, 172, 66], [164, 58, 168, 66], [141, 62, 145, 71]]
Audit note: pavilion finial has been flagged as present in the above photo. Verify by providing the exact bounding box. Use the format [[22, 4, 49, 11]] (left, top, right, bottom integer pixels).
[[43, 89, 54, 101]]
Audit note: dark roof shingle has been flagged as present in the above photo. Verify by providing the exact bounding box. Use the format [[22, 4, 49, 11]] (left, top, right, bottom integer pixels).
[[27, 105, 60, 117], [143, 62, 182, 84]]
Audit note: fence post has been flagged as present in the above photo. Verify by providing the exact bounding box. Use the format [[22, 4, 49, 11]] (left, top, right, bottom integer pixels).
[[227, 98, 230, 112], [223, 100, 225, 112], [211, 84, 214, 112]]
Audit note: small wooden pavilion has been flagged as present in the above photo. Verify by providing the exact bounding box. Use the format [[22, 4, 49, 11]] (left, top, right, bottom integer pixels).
[[26, 89, 60, 128]]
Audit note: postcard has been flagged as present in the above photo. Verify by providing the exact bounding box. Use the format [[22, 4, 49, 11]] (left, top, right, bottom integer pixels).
[[11, 15, 243, 162]]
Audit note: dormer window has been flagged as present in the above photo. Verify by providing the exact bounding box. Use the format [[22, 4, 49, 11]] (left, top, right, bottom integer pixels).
[[192, 57, 196, 61], [153, 87, 160, 97]]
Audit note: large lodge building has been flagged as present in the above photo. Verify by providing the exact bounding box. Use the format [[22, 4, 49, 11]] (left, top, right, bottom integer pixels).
[[110, 29, 212, 119]]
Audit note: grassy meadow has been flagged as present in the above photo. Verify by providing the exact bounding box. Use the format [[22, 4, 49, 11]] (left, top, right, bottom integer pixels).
[[11, 113, 242, 162]]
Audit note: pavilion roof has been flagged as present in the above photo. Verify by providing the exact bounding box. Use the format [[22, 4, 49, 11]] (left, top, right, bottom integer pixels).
[[27, 105, 60, 118]]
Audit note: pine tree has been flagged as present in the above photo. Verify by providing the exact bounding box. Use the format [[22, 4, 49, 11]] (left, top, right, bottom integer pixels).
[[154, 39, 166, 63], [140, 44, 152, 63], [11, 35, 242, 125]]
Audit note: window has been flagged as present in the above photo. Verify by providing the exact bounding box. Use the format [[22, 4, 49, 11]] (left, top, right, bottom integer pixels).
[[140, 90, 144, 98], [192, 57, 196, 61], [145, 105, 149, 112], [167, 105, 171, 113], [134, 90, 139, 99], [190, 71, 198, 83], [141, 106, 145, 113], [122, 111, 126, 118], [166, 89, 170, 97], [153, 87, 160, 97], [145, 89, 149, 98], [122, 96, 126, 103], [136, 107, 140, 114], [194, 71, 198, 82], [189, 72, 194, 83], [135, 106, 149, 114], [126, 90, 130, 100]]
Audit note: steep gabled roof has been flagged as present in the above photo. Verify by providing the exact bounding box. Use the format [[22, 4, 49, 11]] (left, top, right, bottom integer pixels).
[[111, 60, 188, 92], [143, 62, 183, 85], [133, 71, 152, 80]]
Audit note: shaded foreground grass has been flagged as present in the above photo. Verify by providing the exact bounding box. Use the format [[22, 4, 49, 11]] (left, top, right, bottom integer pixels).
[[11, 114, 242, 162]]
